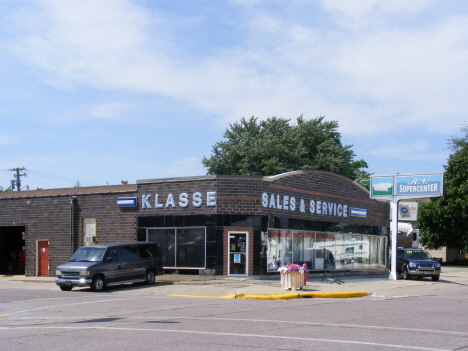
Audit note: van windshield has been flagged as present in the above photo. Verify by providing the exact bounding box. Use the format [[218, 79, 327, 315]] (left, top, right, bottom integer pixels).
[[70, 247, 106, 262]]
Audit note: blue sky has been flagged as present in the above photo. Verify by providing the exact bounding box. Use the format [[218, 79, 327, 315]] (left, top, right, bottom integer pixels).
[[1, 0, 467, 190]]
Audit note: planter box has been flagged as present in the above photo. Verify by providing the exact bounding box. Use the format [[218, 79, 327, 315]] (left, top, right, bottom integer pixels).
[[281, 272, 304, 291]]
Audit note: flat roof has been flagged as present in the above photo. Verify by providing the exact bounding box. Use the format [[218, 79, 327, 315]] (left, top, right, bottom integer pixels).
[[0, 184, 137, 199]]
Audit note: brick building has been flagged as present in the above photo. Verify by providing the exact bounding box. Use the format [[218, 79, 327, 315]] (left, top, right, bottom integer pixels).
[[0, 170, 389, 277]]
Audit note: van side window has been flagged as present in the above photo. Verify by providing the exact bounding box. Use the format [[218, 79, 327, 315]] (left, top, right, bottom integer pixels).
[[104, 248, 119, 262], [120, 245, 140, 260], [139, 244, 160, 258]]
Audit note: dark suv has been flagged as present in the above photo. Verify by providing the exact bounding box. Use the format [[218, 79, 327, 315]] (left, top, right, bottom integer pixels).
[[55, 242, 163, 292], [397, 248, 441, 281]]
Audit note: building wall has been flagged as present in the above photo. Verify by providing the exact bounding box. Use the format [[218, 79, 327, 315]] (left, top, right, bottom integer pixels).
[[0, 171, 390, 277], [0, 192, 137, 276], [259, 171, 388, 228]]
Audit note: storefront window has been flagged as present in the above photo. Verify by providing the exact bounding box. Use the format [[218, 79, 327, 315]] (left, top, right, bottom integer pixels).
[[314, 233, 336, 270], [147, 227, 205, 269], [176, 228, 205, 268], [147, 229, 175, 267], [267, 229, 386, 272]]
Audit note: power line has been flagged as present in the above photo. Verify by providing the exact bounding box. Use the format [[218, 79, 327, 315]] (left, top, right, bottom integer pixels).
[[3, 169, 98, 189], [26, 170, 98, 187]]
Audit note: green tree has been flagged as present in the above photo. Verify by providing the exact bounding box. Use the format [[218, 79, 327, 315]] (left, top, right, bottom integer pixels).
[[419, 126, 468, 251], [0, 186, 11, 192], [202, 115, 370, 184]]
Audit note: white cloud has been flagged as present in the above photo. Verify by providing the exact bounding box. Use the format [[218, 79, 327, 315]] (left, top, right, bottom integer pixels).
[[89, 102, 133, 120], [367, 140, 449, 163], [2, 0, 467, 140], [321, 0, 432, 29]]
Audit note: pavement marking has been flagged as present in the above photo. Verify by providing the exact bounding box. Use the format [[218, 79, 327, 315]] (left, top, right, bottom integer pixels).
[[370, 294, 468, 299], [14, 297, 72, 303], [0, 297, 147, 317], [6, 316, 467, 337], [167, 291, 368, 299], [0, 325, 452, 351]]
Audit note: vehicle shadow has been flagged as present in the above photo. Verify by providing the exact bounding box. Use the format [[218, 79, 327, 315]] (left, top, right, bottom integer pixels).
[[64, 281, 171, 293]]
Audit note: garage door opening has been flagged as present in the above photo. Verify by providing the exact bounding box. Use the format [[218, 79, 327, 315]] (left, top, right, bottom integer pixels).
[[0, 226, 26, 275]]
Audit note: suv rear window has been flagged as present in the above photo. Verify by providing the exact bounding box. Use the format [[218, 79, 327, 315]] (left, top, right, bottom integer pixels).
[[119, 245, 140, 260], [138, 244, 160, 258]]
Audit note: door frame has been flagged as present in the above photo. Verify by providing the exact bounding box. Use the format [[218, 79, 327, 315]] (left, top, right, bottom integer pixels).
[[228, 231, 249, 277], [36, 240, 49, 277]]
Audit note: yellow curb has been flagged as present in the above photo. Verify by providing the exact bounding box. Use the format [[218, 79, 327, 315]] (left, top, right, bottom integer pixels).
[[167, 291, 367, 300], [235, 293, 301, 300], [299, 291, 368, 298]]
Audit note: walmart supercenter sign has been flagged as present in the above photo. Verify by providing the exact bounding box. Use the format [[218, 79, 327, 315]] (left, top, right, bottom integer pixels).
[[370, 172, 444, 281]]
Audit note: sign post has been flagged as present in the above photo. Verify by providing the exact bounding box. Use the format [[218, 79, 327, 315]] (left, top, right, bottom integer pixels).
[[370, 173, 444, 280]]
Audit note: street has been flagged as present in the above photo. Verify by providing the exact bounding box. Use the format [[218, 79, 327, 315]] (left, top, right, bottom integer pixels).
[[1, 268, 468, 350]]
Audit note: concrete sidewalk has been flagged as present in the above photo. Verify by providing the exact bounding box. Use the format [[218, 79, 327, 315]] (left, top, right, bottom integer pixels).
[[0, 271, 388, 299], [2, 268, 466, 299]]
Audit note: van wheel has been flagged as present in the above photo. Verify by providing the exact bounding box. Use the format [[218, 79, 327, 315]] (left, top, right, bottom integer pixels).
[[91, 276, 106, 292], [145, 270, 155, 285], [403, 267, 411, 280], [60, 286, 72, 291]]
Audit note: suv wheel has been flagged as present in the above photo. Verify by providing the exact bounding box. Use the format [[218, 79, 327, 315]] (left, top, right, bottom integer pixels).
[[145, 270, 155, 285], [432, 276, 440, 281], [91, 276, 106, 292], [403, 267, 411, 280]]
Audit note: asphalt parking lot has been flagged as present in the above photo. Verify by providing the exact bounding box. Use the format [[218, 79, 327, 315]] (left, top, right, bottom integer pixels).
[[1, 267, 468, 351], [1, 267, 467, 299]]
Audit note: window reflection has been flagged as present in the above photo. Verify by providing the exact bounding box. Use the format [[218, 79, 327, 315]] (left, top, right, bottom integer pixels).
[[266, 229, 386, 272], [148, 229, 175, 267], [148, 227, 205, 269], [177, 228, 205, 268]]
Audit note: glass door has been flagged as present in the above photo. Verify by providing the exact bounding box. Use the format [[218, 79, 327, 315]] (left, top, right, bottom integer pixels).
[[229, 232, 248, 276]]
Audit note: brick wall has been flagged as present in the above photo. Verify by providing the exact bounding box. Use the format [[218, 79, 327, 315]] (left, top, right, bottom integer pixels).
[[216, 171, 388, 227], [0, 171, 389, 277], [0, 191, 137, 276]]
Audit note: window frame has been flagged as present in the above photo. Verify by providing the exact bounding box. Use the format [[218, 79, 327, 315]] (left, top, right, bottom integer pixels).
[[146, 226, 206, 269]]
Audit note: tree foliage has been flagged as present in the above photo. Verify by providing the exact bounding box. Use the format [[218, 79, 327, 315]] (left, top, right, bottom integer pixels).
[[0, 186, 11, 192], [202, 116, 370, 184], [419, 126, 468, 251]]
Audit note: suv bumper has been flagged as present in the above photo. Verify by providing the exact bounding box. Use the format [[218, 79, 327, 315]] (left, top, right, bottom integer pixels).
[[408, 269, 440, 278], [55, 278, 93, 288]]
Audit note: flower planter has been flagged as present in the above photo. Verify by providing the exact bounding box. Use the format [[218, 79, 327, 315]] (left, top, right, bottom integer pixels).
[[281, 272, 304, 291]]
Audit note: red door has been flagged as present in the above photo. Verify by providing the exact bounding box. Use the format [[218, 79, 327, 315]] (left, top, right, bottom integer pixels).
[[38, 241, 49, 276]]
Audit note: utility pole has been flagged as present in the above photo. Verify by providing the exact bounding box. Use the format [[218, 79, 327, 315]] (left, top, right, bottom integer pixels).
[[9, 167, 27, 191]]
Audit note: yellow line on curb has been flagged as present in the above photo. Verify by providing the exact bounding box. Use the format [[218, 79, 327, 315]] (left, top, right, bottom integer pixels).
[[167, 291, 368, 300]]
